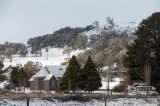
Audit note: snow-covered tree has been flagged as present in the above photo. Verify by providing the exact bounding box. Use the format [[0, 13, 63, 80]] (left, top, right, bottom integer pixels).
[[106, 17, 115, 29], [92, 20, 100, 33]]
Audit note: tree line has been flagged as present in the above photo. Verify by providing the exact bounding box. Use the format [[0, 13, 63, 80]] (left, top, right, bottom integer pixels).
[[27, 25, 95, 49], [0, 18, 134, 58], [0, 42, 28, 56], [0, 61, 42, 88], [58, 55, 102, 93], [27, 18, 134, 55]]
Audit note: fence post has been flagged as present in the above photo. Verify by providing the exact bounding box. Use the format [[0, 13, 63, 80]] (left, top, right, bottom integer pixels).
[[27, 98, 29, 106], [105, 97, 106, 106]]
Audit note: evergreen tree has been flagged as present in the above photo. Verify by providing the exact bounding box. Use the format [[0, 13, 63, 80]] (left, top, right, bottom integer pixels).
[[18, 68, 28, 87], [0, 61, 6, 81], [10, 66, 28, 87], [58, 55, 82, 93], [0, 61, 4, 69], [123, 12, 160, 93], [82, 56, 102, 92], [10, 67, 19, 86]]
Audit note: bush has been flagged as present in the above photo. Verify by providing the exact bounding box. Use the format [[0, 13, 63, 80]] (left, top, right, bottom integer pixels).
[[4, 83, 16, 90], [112, 84, 125, 92], [0, 75, 7, 82], [53, 94, 91, 102]]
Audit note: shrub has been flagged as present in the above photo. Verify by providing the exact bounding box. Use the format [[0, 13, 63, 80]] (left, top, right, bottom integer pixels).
[[0, 75, 7, 82], [112, 83, 125, 92]]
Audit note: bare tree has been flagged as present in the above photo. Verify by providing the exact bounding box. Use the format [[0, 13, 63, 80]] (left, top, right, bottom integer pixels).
[[145, 61, 151, 95], [4, 48, 15, 62], [45, 47, 49, 59], [74, 34, 88, 50], [23, 61, 42, 78], [144, 46, 154, 95], [62, 45, 72, 59]]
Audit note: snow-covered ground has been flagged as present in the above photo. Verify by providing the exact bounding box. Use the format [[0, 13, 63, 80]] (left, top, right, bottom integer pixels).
[[3, 48, 83, 67], [1, 47, 123, 93], [1, 48, 83, 90], [0, 98, 159, 106], [0, 81, 9, 89], [100, 78, 122, 90]]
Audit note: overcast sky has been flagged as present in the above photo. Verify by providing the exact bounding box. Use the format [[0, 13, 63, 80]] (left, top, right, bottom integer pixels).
[[0, 0, 160, 44]]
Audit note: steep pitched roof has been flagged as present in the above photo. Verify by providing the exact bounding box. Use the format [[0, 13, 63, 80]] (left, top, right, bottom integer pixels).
[[45, 65, 66, 78], [29, 75, 35, 81], [29, 65, 66, 81], [35, 68, 49, 77], [43, 74, 54, 80]]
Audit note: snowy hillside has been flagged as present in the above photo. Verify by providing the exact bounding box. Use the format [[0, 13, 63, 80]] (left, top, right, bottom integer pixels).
[[3, 48, 83, 67], [82, 21, 137, 37]]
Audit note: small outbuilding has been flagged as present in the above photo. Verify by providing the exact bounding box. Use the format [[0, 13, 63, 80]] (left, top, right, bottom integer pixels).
[[29, 65, 66, 91]]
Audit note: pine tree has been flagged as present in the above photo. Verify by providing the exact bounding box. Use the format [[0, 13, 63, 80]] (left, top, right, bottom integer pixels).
[[123, 12, 160, 93], [82, 56, 102, 92], [123, 43, 144, 83], [58, 55, 82, 93]]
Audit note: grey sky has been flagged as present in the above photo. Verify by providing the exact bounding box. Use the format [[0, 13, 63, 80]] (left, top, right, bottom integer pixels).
[[0, 0, 160, 44]]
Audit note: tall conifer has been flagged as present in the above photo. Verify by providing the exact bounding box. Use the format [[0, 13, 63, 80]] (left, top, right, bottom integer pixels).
[[82, 56, 102, 92], [123, 12, 160, 93], [58, 55, 81, 93]]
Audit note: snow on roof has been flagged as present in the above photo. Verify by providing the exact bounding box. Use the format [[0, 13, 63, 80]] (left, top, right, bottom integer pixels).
[[29, 75, 35, 81], [35, 68, 49, 77], [45, 65, 66, 78], [30, 65, 66, 81], [43, 74, 54, 80]]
